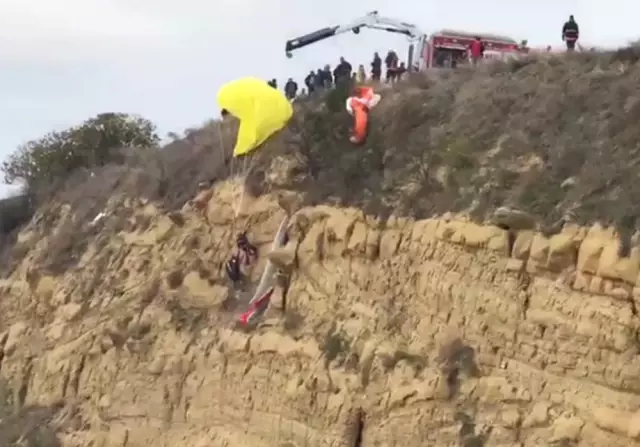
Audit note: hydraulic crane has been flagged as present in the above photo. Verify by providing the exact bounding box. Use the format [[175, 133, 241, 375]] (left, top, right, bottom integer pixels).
[[284, 11, 427, 71]]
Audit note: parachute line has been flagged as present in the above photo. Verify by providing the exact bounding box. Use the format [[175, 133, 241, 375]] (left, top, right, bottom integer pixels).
[[232, 156, 249, 218]]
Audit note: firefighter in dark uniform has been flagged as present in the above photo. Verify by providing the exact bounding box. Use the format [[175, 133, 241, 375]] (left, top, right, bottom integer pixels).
[[562, 15, 579, 51]]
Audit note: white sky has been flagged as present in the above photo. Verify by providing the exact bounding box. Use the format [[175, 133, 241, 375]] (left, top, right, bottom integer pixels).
[[1, 0, 637, 196]]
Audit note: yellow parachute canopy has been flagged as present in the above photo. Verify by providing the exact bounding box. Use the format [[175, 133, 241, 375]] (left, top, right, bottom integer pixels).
[[217, 77, 293, 157]]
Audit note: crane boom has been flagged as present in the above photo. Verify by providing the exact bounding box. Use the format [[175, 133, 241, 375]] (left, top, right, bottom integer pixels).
[[285, 11, 425, 56]]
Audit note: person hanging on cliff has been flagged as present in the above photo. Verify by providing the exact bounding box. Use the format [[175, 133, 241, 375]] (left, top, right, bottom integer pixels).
[[225, 231, 258, 284], [562, 15, 580, 51], [236, 232, 258, 264], [225, 254, 242, 284], [346, 85, 382, 144]]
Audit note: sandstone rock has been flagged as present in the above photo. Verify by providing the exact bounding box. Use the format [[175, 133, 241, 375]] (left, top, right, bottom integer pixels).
[[597, 241, 640, 284], [288, 213, 311, 240], [529, 233, 549, 263], [546, 231, 578, 272], [276, 191, 304, 216], [268, 241, 298, 269], [148, 355, 166, 375], [573, 271, 592, 291], [56, 302, 83, 321], [436, 219, 464, 242], [500, 408, 521, 428], [491, 206, 536, 230], [550, 415, 584, 442], [474, 377, 531, 403], [505, 258, 524, 272], [487, 230, 510, 254], [454, 222, 510, 253], [297, 220, 325, 263], [324, 212, 358, 257], [527, 233, 549, 273], [365, 228, 381, 260], [512, 230, 534, 259], [628, 411, 640, 439], [4, 321, 28, 356], [577, 223, 614, 274], [592, 407, 631, 436], [589, 276, 603, 294], [602, 279, 631, 299], [379, 229, 401, 259], [34, 274, 56, 299], [346, 222, 368, 256], [410, 218, 440, 245], [522, 401, 550, 428]]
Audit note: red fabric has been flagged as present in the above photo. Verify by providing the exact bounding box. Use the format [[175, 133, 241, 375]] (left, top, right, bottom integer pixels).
[[350, 99, 369, 144], [239, 287, 275, 325], [470, 40, 482, 58], [355, 86, 374, 101]]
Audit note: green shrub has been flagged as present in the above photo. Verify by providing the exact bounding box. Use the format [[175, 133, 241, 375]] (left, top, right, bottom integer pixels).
[[1, 113, 160, 189], [324, 79, 352, 113]]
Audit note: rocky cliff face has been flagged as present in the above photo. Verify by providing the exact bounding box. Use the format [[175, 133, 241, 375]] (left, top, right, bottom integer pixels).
[[1, 178, 640, 447], [4, 50, 640, 446]]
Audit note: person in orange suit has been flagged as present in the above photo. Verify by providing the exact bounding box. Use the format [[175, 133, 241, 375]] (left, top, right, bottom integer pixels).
[[345, 86, 381, 144]]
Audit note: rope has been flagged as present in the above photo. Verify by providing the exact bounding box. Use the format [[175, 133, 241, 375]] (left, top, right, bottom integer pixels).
[[232, 156, 248, 218]]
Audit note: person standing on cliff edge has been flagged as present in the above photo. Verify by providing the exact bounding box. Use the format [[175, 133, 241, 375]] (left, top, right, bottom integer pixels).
[[562, 15, 580, 51], [469, 37, 485, 66]]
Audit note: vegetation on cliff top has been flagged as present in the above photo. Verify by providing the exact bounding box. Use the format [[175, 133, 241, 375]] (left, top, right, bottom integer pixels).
[[3, 48, 640, 270]]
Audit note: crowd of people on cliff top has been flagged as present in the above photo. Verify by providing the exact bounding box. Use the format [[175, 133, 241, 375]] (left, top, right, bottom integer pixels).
[[267, 14, 581, 101], [266, 49, 407, 101]]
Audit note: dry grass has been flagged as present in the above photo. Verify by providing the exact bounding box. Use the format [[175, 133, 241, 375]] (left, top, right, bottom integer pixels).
[[255, 50, 640, 241], [5, 49, 640, 275], [0, 378, 63, 446]]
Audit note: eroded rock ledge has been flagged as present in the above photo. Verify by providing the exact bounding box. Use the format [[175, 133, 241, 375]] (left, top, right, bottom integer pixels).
[[0, 187, 639, 446]]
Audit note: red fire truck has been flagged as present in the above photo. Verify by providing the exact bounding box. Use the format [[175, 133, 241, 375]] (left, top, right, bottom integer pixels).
[[424, 29, 527, 68]]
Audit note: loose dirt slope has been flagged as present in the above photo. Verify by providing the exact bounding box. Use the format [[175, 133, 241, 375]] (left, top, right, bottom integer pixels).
[[2, 51, 640, 446]]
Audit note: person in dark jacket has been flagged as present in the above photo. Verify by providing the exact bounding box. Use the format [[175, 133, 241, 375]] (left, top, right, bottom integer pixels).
[[225, 231, 258, 284], [333, 57, 352, 84], [384, 50, 399, 83], [236, 232, 257, 263], [562, 15, 579, 51], [314, 68, 324, 90], [396, 62, 407, 80], [284, 78, 298, 100], [225, 254, 242, 283], [304, 70, 316, 94], [267, 78, 277, 88], [371, 52, 382, 81], [321, 65, 333, 88]]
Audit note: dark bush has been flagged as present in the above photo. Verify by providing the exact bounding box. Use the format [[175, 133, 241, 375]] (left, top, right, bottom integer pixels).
[[0, 193, 33, 234], [1, 113, 160, 191]]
